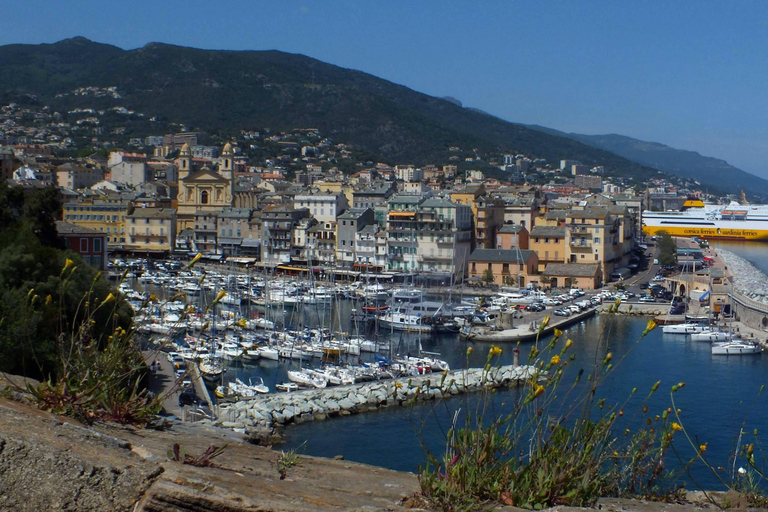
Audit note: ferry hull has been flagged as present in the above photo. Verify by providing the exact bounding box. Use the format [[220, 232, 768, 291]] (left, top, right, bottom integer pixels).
[[642, 224, 768, 241]]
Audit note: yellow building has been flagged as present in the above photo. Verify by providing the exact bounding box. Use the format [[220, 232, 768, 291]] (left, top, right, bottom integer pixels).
[[125, 207, 177, 256], [176, 142, 235, 232], [61, 192, 131, 248], [529, 225, 566, 273]]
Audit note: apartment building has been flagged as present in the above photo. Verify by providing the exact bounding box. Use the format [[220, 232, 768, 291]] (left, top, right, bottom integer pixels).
[[125, 207, 177, 256], [261, 207, 310, 265], [529, 225, 567, 273], [496, 223, 529, 250], [467, 248, 538, 287], [293, 192, 349, 224], [335, 208, 376, 268], [56, 221, 108, 270], [55, 163, 104, 190], [61, 191, 133, 247]]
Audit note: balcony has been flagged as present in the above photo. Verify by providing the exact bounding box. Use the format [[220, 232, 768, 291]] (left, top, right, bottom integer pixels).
[[569, 226, 593, 235], [570, 239, 592, 250]]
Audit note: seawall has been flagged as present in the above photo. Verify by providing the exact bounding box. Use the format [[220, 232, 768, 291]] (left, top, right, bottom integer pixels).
[[212, 364, 536, 434]]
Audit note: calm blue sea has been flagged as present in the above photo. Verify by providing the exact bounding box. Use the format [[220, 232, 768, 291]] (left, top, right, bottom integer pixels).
[[278, 241, 768, 491]]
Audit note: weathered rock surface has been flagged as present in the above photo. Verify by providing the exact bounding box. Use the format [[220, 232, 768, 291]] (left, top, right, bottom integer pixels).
[[0, 398, 419, 512]]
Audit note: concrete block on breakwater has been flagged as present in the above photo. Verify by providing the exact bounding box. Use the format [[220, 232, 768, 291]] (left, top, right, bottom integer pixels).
[[214, 364, 537, 434]]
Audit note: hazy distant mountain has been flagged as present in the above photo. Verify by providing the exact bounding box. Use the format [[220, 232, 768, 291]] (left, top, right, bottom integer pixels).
[[0, 37, 662, 181], [529, 127, 768, 201]]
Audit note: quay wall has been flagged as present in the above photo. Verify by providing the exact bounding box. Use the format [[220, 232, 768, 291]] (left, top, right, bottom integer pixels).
[[213, 364, 536, 433], [731, 291, 768, 333]]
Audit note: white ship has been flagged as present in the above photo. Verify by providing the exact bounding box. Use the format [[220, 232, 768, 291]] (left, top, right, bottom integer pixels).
[[642, 200, 768, 241]]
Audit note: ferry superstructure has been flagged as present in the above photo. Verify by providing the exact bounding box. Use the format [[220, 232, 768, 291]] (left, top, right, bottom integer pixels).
[[642, 200, 768, 241]]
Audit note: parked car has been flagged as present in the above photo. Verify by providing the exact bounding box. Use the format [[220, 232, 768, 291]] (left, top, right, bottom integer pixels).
[[639, 296, 655, 303]]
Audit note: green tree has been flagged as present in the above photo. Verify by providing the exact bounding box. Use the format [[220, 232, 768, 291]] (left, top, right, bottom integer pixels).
[[656, 231, 677, 268], [482, 267, 495, 284], [0, 182, 131, 379]]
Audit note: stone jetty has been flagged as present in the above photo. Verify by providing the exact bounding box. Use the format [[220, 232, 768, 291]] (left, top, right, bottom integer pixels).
[[718, 249, 768, 303], [214, 364, 537, 434]]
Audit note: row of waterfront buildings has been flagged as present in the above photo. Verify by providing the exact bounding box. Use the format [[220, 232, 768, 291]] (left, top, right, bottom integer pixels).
[[6, 142, 648, 290]]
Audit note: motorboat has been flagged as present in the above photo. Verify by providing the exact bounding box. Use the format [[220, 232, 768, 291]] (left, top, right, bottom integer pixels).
[[275, 382, 299, 392], [287, 369, 327, 388]]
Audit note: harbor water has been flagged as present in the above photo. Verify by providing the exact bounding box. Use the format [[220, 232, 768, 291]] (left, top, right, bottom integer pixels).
[[281, 313, 768, 490], [136, 241, 768, 491]]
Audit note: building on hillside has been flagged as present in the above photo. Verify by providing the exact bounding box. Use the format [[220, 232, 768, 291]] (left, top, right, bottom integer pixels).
[[541, 263, 602, 290], [56, 163, 104, 190], [473, 195, 506, 249], [467, 248, 538, 287], [56, 221, 108, 270], [574, 174, 601, 190], [529, 225, 567, 273], [293, 192, 349, 224], [336, 208, 376, 268], [124, 207, 176, 257], [0, 146, 21, 181], [108, 151, 149, 186], [500, 196, 539, 229], [496, 223, 529, 250]]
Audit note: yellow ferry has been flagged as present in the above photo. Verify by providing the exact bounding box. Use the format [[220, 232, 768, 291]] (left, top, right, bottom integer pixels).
[[642, 200, 768, 241]]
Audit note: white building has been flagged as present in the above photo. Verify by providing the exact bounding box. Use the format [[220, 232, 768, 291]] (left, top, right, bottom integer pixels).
[[293, 192, 349, 224]]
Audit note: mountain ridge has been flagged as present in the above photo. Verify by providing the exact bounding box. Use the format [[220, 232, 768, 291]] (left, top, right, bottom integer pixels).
[[526, 126, 768, 200], [0, 37, 763, 199]]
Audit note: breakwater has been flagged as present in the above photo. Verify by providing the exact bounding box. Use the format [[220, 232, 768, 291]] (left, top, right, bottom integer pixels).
[[718, 249, 768, 302], [213, 364, 536, 433]]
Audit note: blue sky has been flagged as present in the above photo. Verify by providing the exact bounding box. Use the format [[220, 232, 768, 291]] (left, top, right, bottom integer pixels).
[[4, 1, 768, 178]]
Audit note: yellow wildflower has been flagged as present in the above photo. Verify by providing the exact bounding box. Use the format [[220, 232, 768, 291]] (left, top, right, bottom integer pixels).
[[532, 383, 545, 399], [564, 339, 573, 350], [489, 345, 502, 357], [671, 422, 683, 431], [212, 290, 227, 305], [100, 293, 116, 306], [538, 315, 550, 331], [149, 294, 159, 303], [553, 328, 563, 339], [188, 252, 203, 268], [45, 294, 52, 305], [394, 381, 403, 389], [699, 444, 707, 452], [466, 346, 473, 356], [235, 318, 248, 329], [64, 258, 74, 271], [550, 355, 560, 365], [642, 319, 657, 336]]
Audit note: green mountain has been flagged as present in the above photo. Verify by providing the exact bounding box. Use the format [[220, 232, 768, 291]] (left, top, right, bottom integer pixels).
[[0, 37, 662, 182], [528, 127, 768, 201]]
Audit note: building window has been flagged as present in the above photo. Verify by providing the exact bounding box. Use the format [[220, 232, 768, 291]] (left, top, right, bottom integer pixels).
[[94, 238, 102, 252], [201, 190, 209, 204], [80, 238, 89, 252]]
